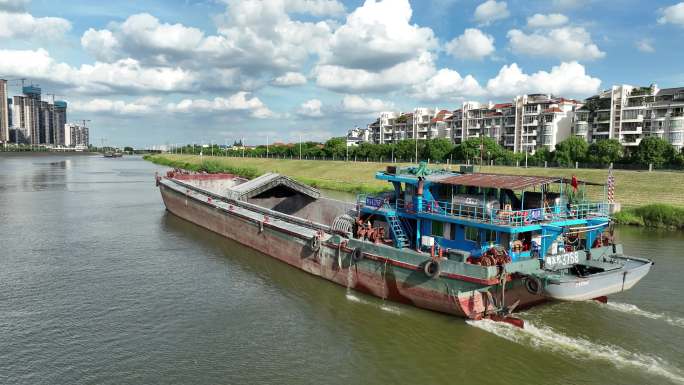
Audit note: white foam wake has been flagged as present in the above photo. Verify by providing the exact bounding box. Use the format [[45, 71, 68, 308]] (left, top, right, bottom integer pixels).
[[345, 292, 402, 315], [467, 319, 684, 385], [603, 302, 684, 328]]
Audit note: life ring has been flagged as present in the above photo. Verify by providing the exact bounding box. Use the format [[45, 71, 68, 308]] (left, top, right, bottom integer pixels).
[[524, 276, 543, 296], [423, 260, 441, 278], [351, 247, 363, 262]]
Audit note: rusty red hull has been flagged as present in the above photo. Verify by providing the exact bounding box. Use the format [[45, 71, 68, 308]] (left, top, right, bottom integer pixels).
[[159, 182, 544, 318]]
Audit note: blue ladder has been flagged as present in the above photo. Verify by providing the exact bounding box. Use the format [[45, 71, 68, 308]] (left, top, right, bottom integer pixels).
[[383, 203, 409, 248]]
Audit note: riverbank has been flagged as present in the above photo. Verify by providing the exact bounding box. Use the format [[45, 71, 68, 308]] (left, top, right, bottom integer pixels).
[[144, 154, 684, 229]]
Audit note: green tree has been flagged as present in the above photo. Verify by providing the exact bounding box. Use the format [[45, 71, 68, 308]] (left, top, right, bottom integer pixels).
[[323, 137, 346, 159], [553, 137, 589, 167], [394, 139, 423, 161], [453, 137, 503, 163], [586, 139, 623, 165], [632, 136, 677, 167], [123, 146, 134, 153], [422, 138, 454, 162]]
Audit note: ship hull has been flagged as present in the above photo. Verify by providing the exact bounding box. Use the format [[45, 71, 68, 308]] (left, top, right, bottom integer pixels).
[[158, 180, 544, 319]]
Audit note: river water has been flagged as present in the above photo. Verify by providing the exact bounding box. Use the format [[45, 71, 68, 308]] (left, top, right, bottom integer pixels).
[[1, 154, 683, 385]]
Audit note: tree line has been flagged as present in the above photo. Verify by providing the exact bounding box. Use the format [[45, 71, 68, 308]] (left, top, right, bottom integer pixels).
[[172, 136, 684, 169]]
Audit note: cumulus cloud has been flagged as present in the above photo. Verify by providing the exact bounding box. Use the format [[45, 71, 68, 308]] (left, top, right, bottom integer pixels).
[[658, 2, 684, 26], [445, 28, 495, 60], [486, 61, 601, 97], [70, 97, 161, 115], [322, 0, 436, 71], [0, 48, 196, 94], [636, 38, 655, 53], [526, 13, 568, 28], [81, 28, 121, 62], [0, 8, 70, 39], [340, 95, 394, 114], [412, 68, 484, 101], [271, 72, 307, 86], [507, 27, 605, 61], [78, 2, 335, 85], [474, 0, 509, 25], [314, 51, 436, 93], [297, 99, 324, 117], [166, 92, 274, 118]]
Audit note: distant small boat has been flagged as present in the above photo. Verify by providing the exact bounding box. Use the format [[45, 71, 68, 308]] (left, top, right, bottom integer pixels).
[[103, 151, 123, 158]]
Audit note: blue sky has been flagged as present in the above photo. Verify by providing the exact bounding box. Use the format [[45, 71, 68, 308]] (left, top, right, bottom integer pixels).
[[1, 0, 683, 147]]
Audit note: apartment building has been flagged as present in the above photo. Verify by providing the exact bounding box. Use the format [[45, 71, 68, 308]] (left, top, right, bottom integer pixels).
[[0, 79, 8, 143], [574, 84, 684, 151], [448, 95, 577, 153], [346, 127, 369, 146], [11, 85, 69, 146], [13, 95, 40, 145], [54, 101, 68, 145], [64, 123, 89, 148]]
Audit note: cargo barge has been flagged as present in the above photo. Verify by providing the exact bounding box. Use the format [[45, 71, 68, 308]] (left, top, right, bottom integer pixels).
[[155, 164, 652, 327]]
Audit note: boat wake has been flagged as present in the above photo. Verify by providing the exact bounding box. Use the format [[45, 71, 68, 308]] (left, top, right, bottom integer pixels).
[[602, 302, 684, 328], [379, 304, 402, 315], [345, 292, 402, 315], [467, 319, 684, 385]]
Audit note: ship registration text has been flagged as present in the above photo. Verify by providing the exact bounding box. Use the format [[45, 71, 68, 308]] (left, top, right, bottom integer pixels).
[[546, 251, 580, 266]]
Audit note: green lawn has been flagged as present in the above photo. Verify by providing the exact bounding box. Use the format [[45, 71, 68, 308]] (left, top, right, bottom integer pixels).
[[148, 154, 684, 208]]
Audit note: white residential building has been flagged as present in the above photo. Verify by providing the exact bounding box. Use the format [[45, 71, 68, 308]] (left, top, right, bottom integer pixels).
[[64, 123, 89, 149], [346, 127, 369, 146], [573, 84, 684, 151]]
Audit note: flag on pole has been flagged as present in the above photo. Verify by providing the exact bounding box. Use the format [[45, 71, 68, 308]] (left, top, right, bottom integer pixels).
[[607, 165, 615, 203]]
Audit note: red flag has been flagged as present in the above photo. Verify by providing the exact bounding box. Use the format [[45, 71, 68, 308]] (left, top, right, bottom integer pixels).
[[571, 175, 578, 192]]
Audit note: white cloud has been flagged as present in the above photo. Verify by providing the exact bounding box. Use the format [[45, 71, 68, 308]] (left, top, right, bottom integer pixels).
[[81, 28, 121, 62], [283, 0, 346, 16], [412, 68, 484, 101], [322, 0, 437, 71], [314, 51, 436, 93], [79, 2, 334, 84], [340, 95, 394, 114], [636, 38, 655, 53], [271, 72, 307, 86], [445, 28, 495, 60], [0, 10, 70, 39], [526, 13, 568, 28], [658, 2, 684, 26], [474, 0, 509, 26], [167, 92, 273, 118], [0, 48, 196, 94], [507, 27, 605, 61], [120, 13, 205, 55], [486, 61, 601, 97], [70, 97, 161, 115], [297, 99, 324, 117]]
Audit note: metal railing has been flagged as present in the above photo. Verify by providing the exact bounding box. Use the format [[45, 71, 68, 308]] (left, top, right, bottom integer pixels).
[[357, 194, 609, 227]]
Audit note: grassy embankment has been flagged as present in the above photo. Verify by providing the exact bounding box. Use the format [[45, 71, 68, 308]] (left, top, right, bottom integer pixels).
[[145, 154, 684, 229]]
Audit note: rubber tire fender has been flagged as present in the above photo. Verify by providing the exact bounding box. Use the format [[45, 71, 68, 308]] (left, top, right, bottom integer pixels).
[[423, 260, 441, 279], [351, 247, 363, 262], [524, 276, 543, 296]]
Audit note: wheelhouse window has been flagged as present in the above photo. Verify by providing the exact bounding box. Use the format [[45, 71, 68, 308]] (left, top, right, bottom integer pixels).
[[484, 230, 497, 243], [431, 221, 444, 237], [465, 226, 479, 242]]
